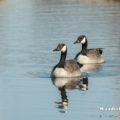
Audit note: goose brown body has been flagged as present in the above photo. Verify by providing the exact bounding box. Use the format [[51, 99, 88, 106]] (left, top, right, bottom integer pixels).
[[51, 44, 81, 78]]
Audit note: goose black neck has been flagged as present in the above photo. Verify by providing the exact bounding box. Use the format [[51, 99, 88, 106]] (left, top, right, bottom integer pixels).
[[57, 49, 67, 68], [81, 39, 87, 55]]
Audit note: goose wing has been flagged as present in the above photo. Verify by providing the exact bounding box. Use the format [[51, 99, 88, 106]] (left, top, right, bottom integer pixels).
[[87, 48, 104, 55], [87, 48, 103, 58], [64, 59, 79, 73], [74, 48, 103, 60]]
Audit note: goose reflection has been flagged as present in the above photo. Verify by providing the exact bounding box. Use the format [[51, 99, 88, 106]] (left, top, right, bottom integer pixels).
[[56, 86, 68, 113], [80, 63, 103, 73], [51, 77, 88, 113], [79, 77, 88, 90]]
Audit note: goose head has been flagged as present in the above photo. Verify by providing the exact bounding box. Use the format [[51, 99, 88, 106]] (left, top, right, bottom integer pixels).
[[74, 35, 87, 44], [53, 44, 67, 53]]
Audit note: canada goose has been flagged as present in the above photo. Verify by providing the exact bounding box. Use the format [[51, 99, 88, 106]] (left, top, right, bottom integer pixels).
[[51, 44, 81, 78], [74, 35, 105, 64]]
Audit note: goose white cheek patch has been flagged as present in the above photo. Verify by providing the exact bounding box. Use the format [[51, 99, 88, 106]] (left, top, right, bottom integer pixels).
[[61, 46, 66, 52], [81, 37, 86, 44]]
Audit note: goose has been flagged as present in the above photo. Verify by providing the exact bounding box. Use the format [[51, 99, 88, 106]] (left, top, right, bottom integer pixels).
[[74, 35, 105, 64], [51, 44, 81, 78]]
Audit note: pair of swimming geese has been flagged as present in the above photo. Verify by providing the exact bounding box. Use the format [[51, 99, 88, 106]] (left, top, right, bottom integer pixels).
[[51, 35, 104, 78]]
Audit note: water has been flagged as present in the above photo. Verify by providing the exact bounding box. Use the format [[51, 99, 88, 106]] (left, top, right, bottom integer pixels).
[[0, 0, 120, 119]]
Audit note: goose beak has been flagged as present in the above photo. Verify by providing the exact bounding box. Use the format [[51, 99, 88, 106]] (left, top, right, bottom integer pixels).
[[53, 48, 59, 51], [74, 40, 79, 44]]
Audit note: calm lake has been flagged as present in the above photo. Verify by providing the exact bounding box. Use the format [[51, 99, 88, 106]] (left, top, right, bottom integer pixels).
[[0, 0, 120, 120]]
